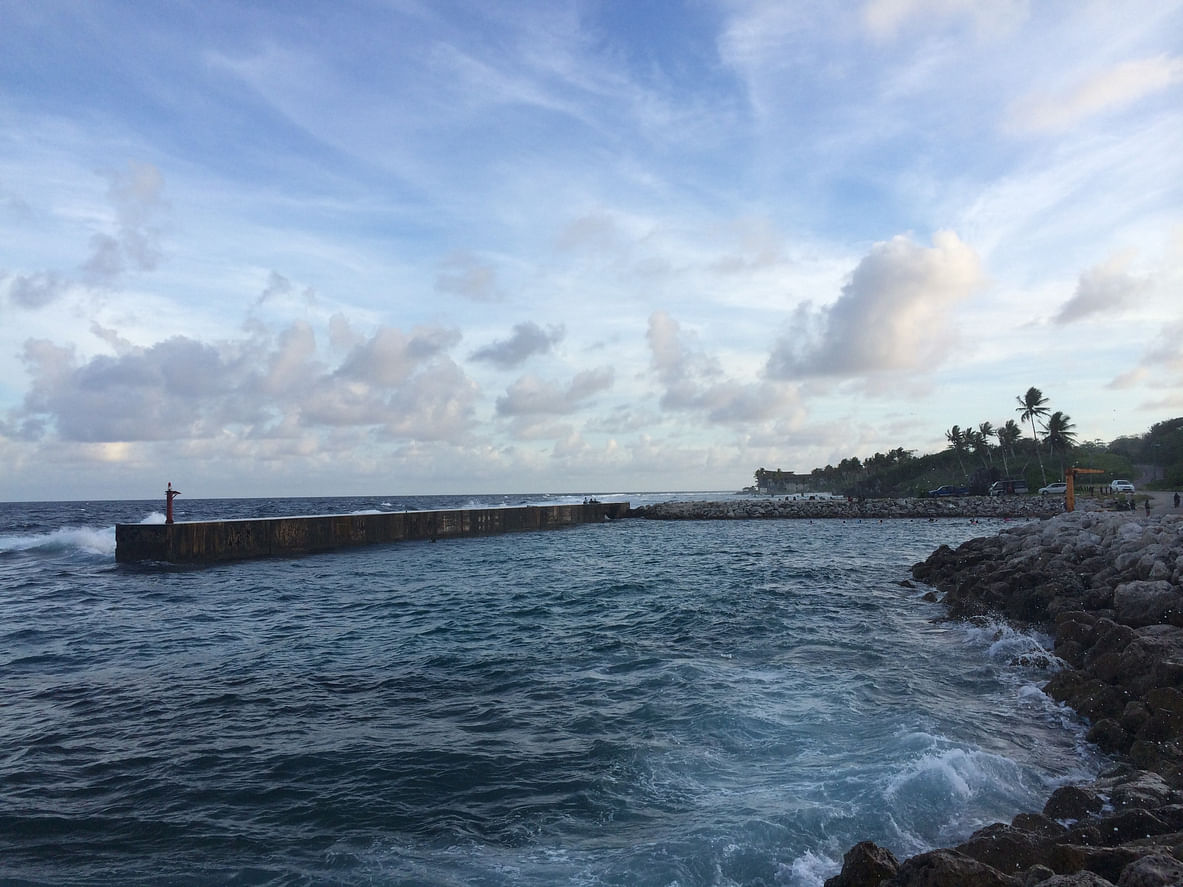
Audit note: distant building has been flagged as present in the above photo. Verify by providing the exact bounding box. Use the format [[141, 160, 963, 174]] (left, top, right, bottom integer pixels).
[[753, 468, 809, 494]]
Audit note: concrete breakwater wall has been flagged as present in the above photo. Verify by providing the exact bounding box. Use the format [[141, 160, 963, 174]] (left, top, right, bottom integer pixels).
[[631, 495, 1062, 521], [115, 501, 630, 564]]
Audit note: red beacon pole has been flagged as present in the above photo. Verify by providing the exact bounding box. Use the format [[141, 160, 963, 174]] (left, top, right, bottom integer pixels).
[[166, 482, 181, 524]]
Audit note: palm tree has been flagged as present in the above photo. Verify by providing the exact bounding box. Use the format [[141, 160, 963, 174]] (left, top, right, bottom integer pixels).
[[976, 421, 995, 467], [945, 425, 967, 476], [1016, 387, 1050, 483], [996, 419, 1022, 475], [1043, 411, 1078, 476]]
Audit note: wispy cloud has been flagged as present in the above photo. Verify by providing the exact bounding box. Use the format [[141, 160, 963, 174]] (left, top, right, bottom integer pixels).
[[1, 0, 1180, 497], [1007, 55, 1183, 134]]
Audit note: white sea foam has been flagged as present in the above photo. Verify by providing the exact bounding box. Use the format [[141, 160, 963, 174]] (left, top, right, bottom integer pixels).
[[885, 744, 1017, 802], [783, 849, 840, 887], [140, 511, 166, 524], [962, 619, 1065, 671], [0, 525, 117, 557]]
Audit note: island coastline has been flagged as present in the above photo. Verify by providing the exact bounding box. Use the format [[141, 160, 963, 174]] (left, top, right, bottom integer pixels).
[[824, 507, 1183, 886], [633, 495, 1183, 884]]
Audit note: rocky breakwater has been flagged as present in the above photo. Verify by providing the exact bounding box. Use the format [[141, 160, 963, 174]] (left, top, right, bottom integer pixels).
[[827, 510, 1183, 887], [630, 495, 1060, 521]]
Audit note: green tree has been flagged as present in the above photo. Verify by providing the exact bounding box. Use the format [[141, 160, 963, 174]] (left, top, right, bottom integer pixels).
[[945, 425, 967, 477], [1016, 387, 1050, 484], [1043, 411, 1078, 476], [973, 421, 995, 467], [997, 419, 1022, 472]]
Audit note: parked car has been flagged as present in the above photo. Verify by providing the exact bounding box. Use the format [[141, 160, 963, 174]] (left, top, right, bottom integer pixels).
[[1038, 482, 1068, 495], [989, 479, 1029, 496], [1110, 479, 1135, 492], [928, 485, 969, 497]]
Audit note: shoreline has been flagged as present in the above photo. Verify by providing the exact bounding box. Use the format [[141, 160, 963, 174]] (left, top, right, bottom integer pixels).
[[826, 509, 1183, 886], [630, 494, 1064, 521]]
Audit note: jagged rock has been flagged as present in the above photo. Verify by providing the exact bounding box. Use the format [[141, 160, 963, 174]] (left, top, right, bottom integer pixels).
[[1115, 852, 1183, 886], [1031, 874, 1116, 886], [958, 823, 1052, 872], [884, 849, 1019, 886], [1044, 785, 1105, 821], [1046, 843, 1147, 883], [824, 840, 900, 887], [1114, 581, 1183, 628], [1104, 771, 1179, 810], [1023, 865, 1056, 885], [1087, 719, 1132, 754], [633, 495, 1061, 522], [1081, 808, 1171, 844], [1013, 812, 1069, 838]]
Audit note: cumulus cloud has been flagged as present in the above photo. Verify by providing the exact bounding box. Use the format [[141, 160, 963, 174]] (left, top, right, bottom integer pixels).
[[495, 367, 614, 416], [254, 270, 316, 309], [7, 271, 67, 309], [81, 162, 169, 285], [470, 321, 565, 369], [1008, 55, 1183, 134], [765, 231, 983, 380], [337, 325, 462, 386], [435, 251, 500, 301], [1054, 251, 1148, 323], [647, 311, 798, 424], [9, 320, 477, 444]]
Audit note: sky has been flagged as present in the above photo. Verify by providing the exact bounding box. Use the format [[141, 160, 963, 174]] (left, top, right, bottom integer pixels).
[[2, 0, 1182, 501]]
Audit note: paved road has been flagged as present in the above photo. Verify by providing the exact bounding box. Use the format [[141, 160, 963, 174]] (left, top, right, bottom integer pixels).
[[1144, 489, 1183, 514]]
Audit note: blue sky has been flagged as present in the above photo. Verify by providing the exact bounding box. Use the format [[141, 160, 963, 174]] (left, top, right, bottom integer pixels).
[[2, 0, 1181, 500]]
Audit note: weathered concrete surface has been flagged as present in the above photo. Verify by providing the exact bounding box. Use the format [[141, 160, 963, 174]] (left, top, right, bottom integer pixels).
[[116, 502, 629, 563]]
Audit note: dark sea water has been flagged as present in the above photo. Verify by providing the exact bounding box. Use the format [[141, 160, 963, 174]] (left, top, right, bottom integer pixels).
[[0, 493, 1104, 886]]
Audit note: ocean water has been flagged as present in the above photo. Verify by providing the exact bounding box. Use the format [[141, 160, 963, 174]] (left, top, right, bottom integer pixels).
[[0, 494, 1104, 887]]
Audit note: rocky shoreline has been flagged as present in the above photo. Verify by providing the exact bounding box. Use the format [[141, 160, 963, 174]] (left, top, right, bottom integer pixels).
[[826, 510, 1183, 887], [630, 495, 1063, 521]]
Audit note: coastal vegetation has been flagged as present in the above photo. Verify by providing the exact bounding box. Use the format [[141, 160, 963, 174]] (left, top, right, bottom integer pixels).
[[753, 391, 1183, 498]]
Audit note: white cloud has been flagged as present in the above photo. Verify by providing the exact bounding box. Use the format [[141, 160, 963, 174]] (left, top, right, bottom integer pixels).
[[495, 367, 614, 416], [766, 231, 983, 379], [1054, 251, 1148, 324], [8, 320, 478, 445], [1008, 55, 1183, 134], [336, 325, 462, 388], [648, 310, 798, 424], [81, 162, 169, 285], [861, 0, 1028, 41]]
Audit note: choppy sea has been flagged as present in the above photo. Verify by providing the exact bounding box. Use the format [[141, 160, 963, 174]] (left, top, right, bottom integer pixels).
[[0, 492, 1104, 887]]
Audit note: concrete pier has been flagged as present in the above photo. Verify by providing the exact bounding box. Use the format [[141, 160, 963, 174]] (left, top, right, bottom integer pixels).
[[115, 502, 630, 564]]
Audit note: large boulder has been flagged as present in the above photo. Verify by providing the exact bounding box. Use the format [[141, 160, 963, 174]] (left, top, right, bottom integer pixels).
[[1113, 581, 1183, 628], [824, 840, 900, 887], [1115, 852, 1183, 886], [883, 849, 1019, 886]]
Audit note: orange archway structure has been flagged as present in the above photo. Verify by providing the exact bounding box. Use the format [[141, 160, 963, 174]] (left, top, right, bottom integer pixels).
[[1064, 467, 1104, 512]]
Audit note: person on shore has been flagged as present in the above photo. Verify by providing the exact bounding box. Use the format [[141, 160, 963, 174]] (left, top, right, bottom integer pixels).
[[1144, 498, 1151, 516], [1175, 491, 1181, 509]]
